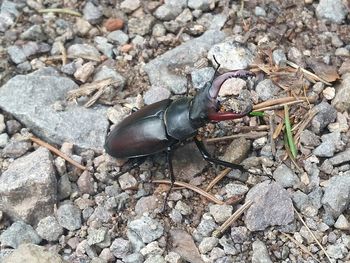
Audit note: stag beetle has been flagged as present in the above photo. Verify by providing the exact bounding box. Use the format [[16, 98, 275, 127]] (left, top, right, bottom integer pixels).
[[105, 61, 254, 198]]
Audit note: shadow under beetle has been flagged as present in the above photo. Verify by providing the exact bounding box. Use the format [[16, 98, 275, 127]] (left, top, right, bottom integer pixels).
[[104, 61, 255, 202]]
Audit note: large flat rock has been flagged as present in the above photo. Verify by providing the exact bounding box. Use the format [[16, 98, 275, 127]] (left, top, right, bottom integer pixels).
[[0, 68, 109, 151]]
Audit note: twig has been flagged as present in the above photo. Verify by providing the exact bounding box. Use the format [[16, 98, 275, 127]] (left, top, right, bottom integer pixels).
[[67, 78, 116, 101], [205, 131, 268, 143], [29, 136, 86, 171], [212, 200, 253, 237], [152, 180, 224, 205], [253, 96, 314, 111], [206, 168, 231, 192], [254, 99, 307, 112], [280, 232, 321, 263], [43, 54, 101, 62], [57, 41, 67, 66], [294, 108, 319, 143], [38, 8, 82, 17], [294, 208, 332, 263]]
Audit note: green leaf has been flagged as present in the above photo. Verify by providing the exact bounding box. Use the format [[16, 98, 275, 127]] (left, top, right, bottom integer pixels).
[[284, 105, 297, 158], [249, 111, 265, 117]]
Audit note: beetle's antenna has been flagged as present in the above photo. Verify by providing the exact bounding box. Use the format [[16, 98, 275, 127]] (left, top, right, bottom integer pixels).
[[211, 55, 221, 83]]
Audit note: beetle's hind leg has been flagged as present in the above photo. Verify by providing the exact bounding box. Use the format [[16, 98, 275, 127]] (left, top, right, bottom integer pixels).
[[115, 157, 146, 178], [161, 146, 175, 212]]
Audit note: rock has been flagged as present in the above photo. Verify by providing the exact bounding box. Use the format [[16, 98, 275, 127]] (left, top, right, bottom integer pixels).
[[219, 236, 237, 255], [1, 139, 31, 158], [272, 49, 287, 66], [198, 237, 218, 254], [191, 67, 215, 90], [104, 18, 124, 31], [0, 115, 5, 133], [209, 204, 232, 223], [88, 206, 112, 224], [56, 203, 82, 231], [208, 41, 255, 71], [6, 119, 21, 135], [322, 173, 350, 219], [255, 79, 279, 101], [7, 45, 28, 64], [219, 78, 247, 97], [0, 68, 109, 151], [144, 30, 225, 94], [299, 129, 320, 147], [128, 215, 164, 244], [287, 47, 304, 67], [313, 132, 343, 157], [333, 73, 350, 112], [316, 0, 348, 24], [326, 243, 346, 259], [152, 23, 166, 37], [174, 201, 192, 216], [143, 86, 171, 105], [128, 14, 156, 36], [83, 2, 102, 25], [124, 252, 144, 263], [2, 244, 63, 263], [0, 133, 9, 147], [222, 137, 251, 164], [188, 0, 214, 11], [140, 241, 163, 257], [272, 164, 300, 188], [252, 240, 273, 263], [311, 101, 337, 134], [164, 252, 182, 263], [93, 65, 126, 88], [245, 181, 294, 231], [120, 0, 141, 13], [77, 170, 95, 195], [231, 226, 248, 243], [196, 214, 217, 237], [107, 30, 129, 45], [20, 25, 46, 41], [254, 6, 266, 17], [329, 148, 350, 165], [74, 61, 95, 83], [154, 4, 182, 21], [75, 17, 92, 36], [323, 87, 335, 100], [0, 147, 56, 224], [169, 229, 203, 263], [57, 174, 72, 200], [87, 227, 108, 246], [0, 221, 41, 249], [118, 172, 138, 190], [144, 255, 165, 263], [334, 214, 350, 230], [67, 43, 100, 60], [36, 216, 63, 242]]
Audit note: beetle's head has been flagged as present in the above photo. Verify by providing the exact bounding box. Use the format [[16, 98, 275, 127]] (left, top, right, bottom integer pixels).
[[189, 70, 255, 128]]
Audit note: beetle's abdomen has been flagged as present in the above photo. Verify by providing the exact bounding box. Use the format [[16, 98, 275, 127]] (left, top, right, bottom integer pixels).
[[165, 98, 197, 141], [105, 99, 175, 158]]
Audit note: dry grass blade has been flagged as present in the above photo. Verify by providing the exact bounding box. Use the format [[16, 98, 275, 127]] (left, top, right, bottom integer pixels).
[[286, 60, 332, 86], [84, 86, 108, 107], [294, 208, 332, 263], [269, 115, 276, 156], [253, 96, 314, 111], [67, 78, 116, 101], [44, 54, 101, 62], [281, 232, 321, 263], [205, 131, 268, 143], [273, 121, 284, 140], [152, 180, 224, 205], [38, 8, 82, 17], [30, 136, 86, 171], [206, 168, 231, 192], [212, 200, 253, 237], [254, 99, 306, 112], [294, 108, 319, 143]]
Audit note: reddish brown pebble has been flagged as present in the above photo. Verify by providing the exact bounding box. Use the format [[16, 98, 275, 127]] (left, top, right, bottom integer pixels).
[[104, 18, 124, 31], [120, 44, 133, 53]]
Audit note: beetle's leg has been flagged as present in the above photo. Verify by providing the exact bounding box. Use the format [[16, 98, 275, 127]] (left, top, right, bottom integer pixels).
[[161, 146, 175, 212], [115, 157, 146, 177], [194, 137, 244, 170]]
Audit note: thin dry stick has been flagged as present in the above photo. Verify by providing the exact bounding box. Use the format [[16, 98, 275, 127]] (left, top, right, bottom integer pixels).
[[254, 99, 306, 112], [152, 180, 224, 205], [205, 131, 268, 143], [38, 8, 82, 17], [30, 136, 86, 171], [234, 125, 270, 133], [281, 232, 321, 263], [43, 54, 101, 62], [269, 115, 276, 156], [212, 200, 253, 237], [253, 97, 313, 111], [206, 168, 231, 192], [294, 109, 319, 143], [294, 208, 332, 263], [67, 78, 116, 101]]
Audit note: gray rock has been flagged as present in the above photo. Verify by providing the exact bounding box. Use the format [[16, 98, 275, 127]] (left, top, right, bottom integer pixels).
[[36, 216, 63, 242], [56, 203, 82, 231], [299, 129, 320, 147], [169, 209, 183, 224], [77, 170, 95, 195], [93, 65, 126, 88], [311, 101, 337, 134], [165, 0, 187, 9], [334, 214, 350, 230], [0, 221, 41, 249], [0, 114, 5, 133], [83, 2, 102, 25], [140, 241, 163, 257], [219, 236, 237, 255], [0, 147, 56, 225], [8, 42, 49, 64], [87, 227, 108, 246], [225, 182, 249, 197], [332, 73, 350, 112], [144, 255, 165, 263], [6, 119, 21, 135], [124, 253, 144, 263], [120, 0, 141, 13], [94, 36, 114, 58], [118, 172, 138, 190], [245, 181, 294, 231], [230, 226, 248, 243], [316, 0, 348, 24], [313, 132, 343, 157], [175, 201, 192, 216], [255, 79, 279, 101], [0, 68, 109, 151], [0, 133, 9, 147], [198, 237, 218, 254], [209, 204, 232, 223], [252, 240, 273, 263], [2, 244, 63, 263], [254, 6, 266, 17], [208, 41, 255, 71], [196, 214, 217, 237], [152, 23, 166, 37], [2, 139, 31, 158], [0, 1, 20, 32], [107, 30, 129, 45], [127, 229, 145, 252], [144, 30, 225, 94], [67, 43, 100, 60], [191, 67, 215, 90], [154, 4, 182, 21], [287, 47, 304, 67], [272, 164, 300, 188], [326, 243, 346, 259], [322, 173, 350, 219], [88, 206, 112, 224], [128, 14, 156, 36], [143, 86, 171, 105], [128, 215, 164, 244], [196, 13, 228, 31], [222, 137, 251, 164], [329, 148, 350, 165], [7, 45, 28, 64], [188, 0, 214, 11], [20, 24, 46, 41], [272, 49, 287, 66], [57, 173, 72, 200]]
